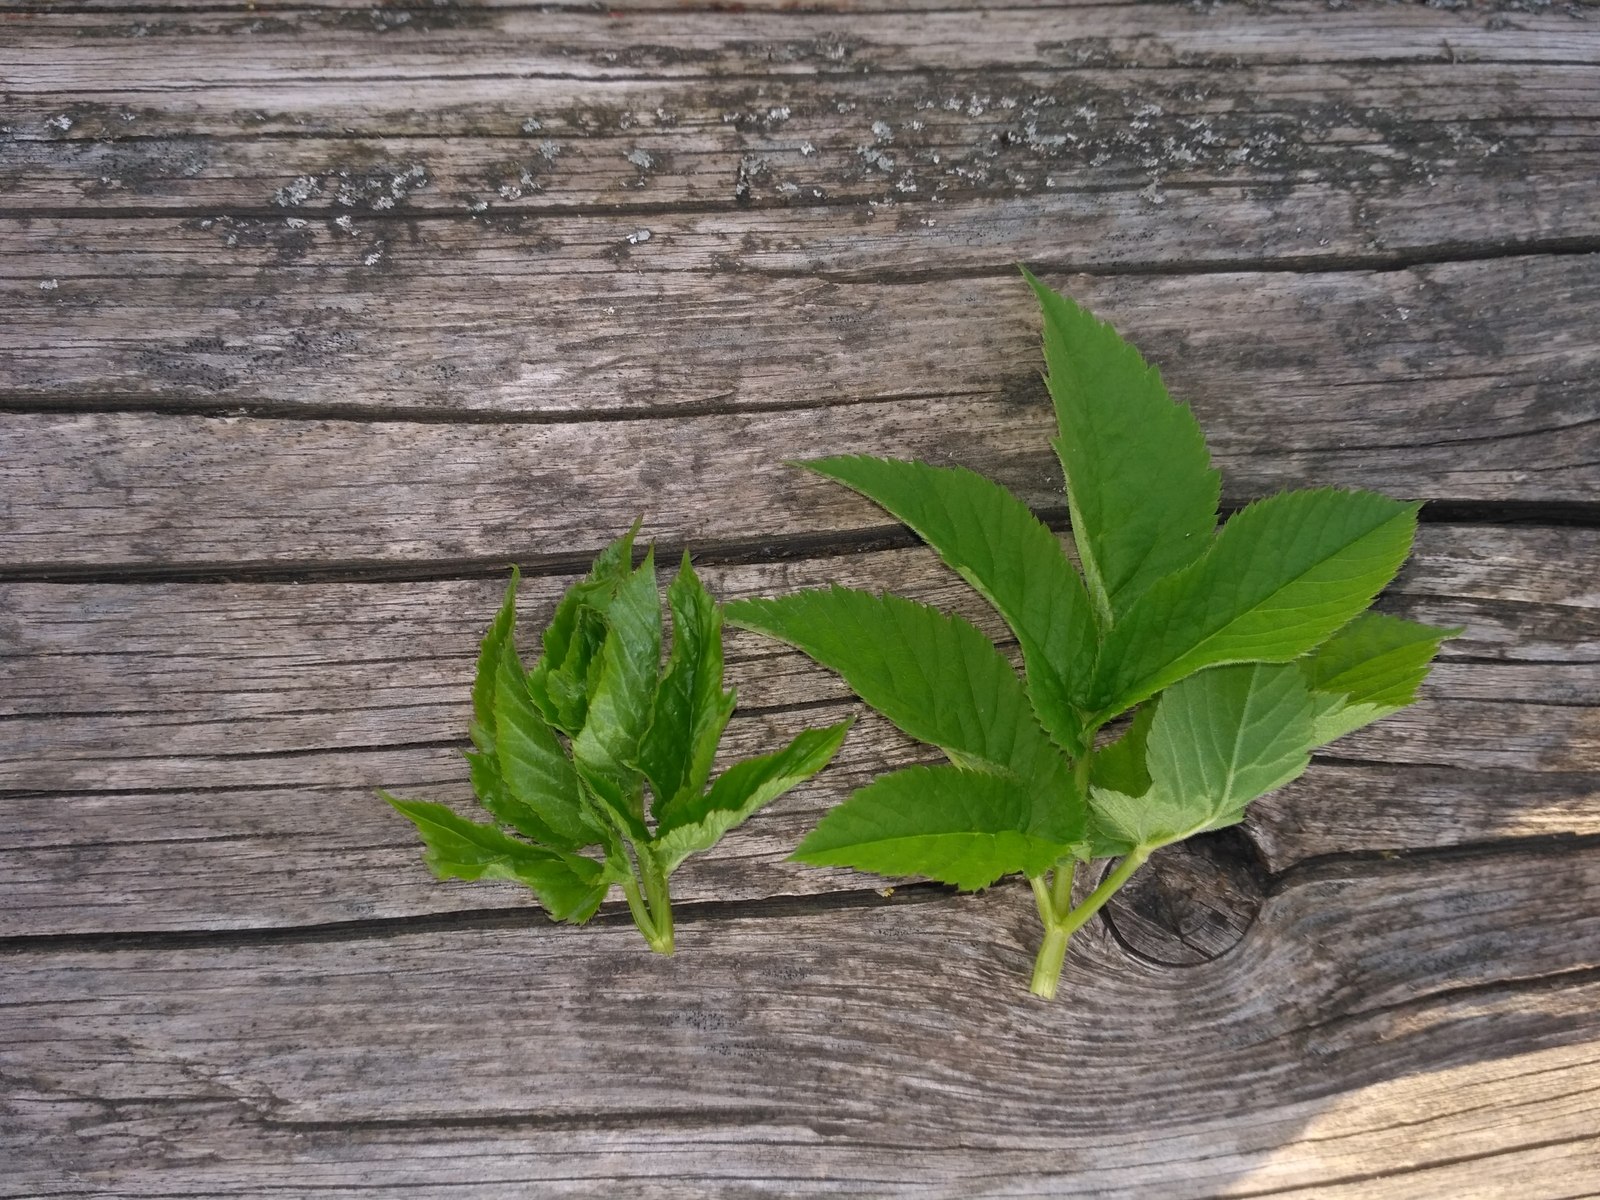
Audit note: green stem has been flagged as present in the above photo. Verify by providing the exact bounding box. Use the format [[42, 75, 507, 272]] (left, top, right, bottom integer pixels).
[[1027, 740, 1099, 999], [1029, 858, 1079, 1000], [1029, 925, 1071, 1000], [1030, 874, 1054, 927], [619, 868, 658, 947], [1049, 857, 1076, 915], [637, 848, 675, 955], [1056, 848, 1150, 940]]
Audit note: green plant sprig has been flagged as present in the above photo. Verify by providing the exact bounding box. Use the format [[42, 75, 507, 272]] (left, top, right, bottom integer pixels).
[[383, 526, 851, 953], [726, 271, 1458, 998]]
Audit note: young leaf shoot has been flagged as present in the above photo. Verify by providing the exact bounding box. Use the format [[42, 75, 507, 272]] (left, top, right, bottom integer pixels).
[[726, 272, 1458, 998], [383, 528, 851, 953]]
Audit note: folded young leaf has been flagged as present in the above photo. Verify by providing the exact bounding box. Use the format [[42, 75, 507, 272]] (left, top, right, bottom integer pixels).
[[386, 534, 852, 955], [1091, 488, 1421, 721], [803, 455, 1096, 754], [726, 586, 1063, 788], [382, 795, 614, 922], [639, 552, 737, 817], [528, 523, 639, 734], [1024, 268, 1220, 626], [654, 720, 853, 873], [1090, 662, 1315, 855], [1301, 611, 1459, 745], [794, 765, 1079, 891], [571, 548, 661, 835], [489, 636, 596, 849]]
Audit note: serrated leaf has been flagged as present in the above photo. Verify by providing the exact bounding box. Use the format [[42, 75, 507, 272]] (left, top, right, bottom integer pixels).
[[382, 795, 613, 922], [804, 455, 1096, 753], [793, 765, 1078, 891], [1024, 269, 1220, 625], [571, 548, 661, 840], [1089, 702, 1156, 798], [491, 637, 594, 849], [725, 586, 1063, 789], [653, 720, 852, 873], [1090, 662, 1314, 855], [639, 552, 737, 816], [470, 567, 520, 756], [1301, 611, 1459, 745], [528, 523, 640, 734], [1091, 488, 1420, 720]]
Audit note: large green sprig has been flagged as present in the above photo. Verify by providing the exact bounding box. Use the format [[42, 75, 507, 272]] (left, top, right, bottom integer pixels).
[[383, 529, 851, 954], [727, 271, 1457, 998]]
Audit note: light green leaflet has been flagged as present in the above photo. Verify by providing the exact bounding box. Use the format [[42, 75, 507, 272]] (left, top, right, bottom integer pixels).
[[728, 272, 1458, 1000], [383, 529, 851, 954], [1089, 662, 1317, 857]]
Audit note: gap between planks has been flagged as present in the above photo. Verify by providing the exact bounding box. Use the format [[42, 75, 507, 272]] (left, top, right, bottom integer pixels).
[[5, 833, 1600, 957]]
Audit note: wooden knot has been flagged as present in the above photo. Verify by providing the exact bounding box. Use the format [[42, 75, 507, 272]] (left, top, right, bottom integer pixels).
[[1101, 828, 1268, 966]]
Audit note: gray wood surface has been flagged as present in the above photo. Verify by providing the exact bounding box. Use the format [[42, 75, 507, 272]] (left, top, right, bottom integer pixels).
[[3, 0, 1598, 1195]]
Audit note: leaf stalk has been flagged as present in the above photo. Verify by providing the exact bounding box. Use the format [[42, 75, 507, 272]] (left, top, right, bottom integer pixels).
[[1027, 846, 1149, 1000]]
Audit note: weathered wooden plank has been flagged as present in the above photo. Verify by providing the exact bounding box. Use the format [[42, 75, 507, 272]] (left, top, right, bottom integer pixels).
[[1, 379, 1592, 573], [7, 226, 1597, 495], [6, 5, 1596, 100], [0, 0, 1205, 12], [6, 170, 1597, 305], [6, 1045, 1599, 1199], [6, 63, 1594, 216], [2, 525, 1593, 934], [3, 848, 1599, 1195]]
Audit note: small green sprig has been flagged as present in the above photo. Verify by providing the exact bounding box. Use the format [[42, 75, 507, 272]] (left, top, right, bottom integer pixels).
[[383, 526, 851, 953], [726, 271, 1458, 998]]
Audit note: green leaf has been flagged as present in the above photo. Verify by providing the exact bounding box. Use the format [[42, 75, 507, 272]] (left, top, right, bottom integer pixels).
[[528, 523, 640, 734], [1090, 662, 1314, 855], [639, 552, 737, 816], [1301, 612, 1459, 745], [382, 795, 613, 923], [1024, 269, 1220, 625], [1089, 702, 1156, 798], [492, 637, 594, 849], [470, 567, 520, 756], [653, 720, 852, 873], [1091, 488, 1421, 720], [570, 548, 662, 842], [793, 765, 1079, 891], [725, 586, 1063, 789], [803, 455, 1096, 753]]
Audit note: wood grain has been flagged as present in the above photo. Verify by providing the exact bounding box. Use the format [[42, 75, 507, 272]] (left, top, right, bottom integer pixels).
[[7, 5, 1597, 99], [5, 62, 1593, 216], [4, 846, 1599, 1195], [5, 1, 1597, 1192], [2, 524, 1592, 935]]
